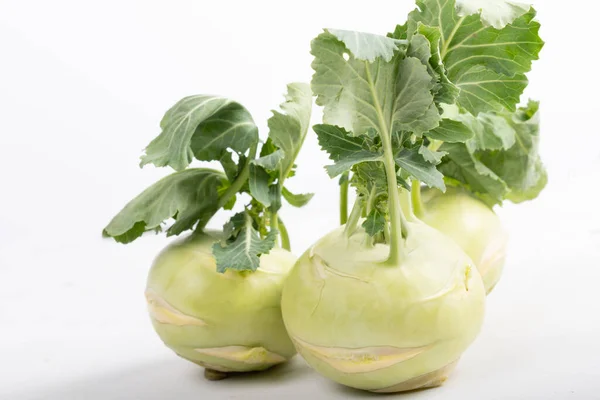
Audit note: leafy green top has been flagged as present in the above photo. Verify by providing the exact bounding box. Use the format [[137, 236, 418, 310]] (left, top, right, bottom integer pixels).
[[104, 83, 313, 272], [391, 0, 543, 115], [312, 0, 544, 259], [439, 100, 546, 206]]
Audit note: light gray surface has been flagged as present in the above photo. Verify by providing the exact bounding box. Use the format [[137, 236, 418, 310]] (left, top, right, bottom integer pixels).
[[1, 0, 600, 399]]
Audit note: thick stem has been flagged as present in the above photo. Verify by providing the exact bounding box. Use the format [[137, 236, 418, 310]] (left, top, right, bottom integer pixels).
[[277, 217, 291, 251], [270, 211, 279, 231], [365, 63, 404, 265], [411, 179, 425, 219], [344, 196, 363, 238], [196, 144, 258, 233], [380, 132, 404, 265], [366, 186, 377, 215], [398, 187, 417, 232], [340, 172, 349, 225], [218, 144, 258, 210], [382, 221, 390, 244]]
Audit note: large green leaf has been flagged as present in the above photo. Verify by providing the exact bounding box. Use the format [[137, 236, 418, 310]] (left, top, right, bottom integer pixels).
[[248, 83, 313, 211], [459, 112, 516, 151], [140, 96, 258, 171], [404, 0, 543, 114], [439, 101, 545, 204], [327, 29, 404, 62], [453, 66, 528, 114], [212, 214, 278, 273], [311, 30, 440, 138], [456, 0, 531, 29], [478, 101, 546, 203], [426, 118, 474, 142], [267, 83, 313, 180], [439, 142, 507, 205], [103, 169, 226, 243]]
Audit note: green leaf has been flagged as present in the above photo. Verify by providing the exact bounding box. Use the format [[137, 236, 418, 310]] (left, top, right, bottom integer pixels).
[[362, 209, 386, 236], [419, 145, 448, 165], [311, 31, 440, 138], [314, 124, 371, 160], [439, 142, 508, 205], [406, 1, 543, 114], [212, 216, 277, 273], [456, 0, 532, 29], [222, 212, 246, 239], [282, 187, 314, 207], [478, 101, 547, 202], [267, 82, 313, 180], [426, 118, 474, 142], [103, 169, 226, 243], [459, 112, 516, 151], [454, 66, 528, 114], [325, 151, 383, 178], [395, 148, 445, 190], [415, 24, 461, 106], [394, 25, 460, 106], [249, 164, 272, 207], [141, 96, 258, 171], [314, 124, 383, 177], [352, 162, 389, 200], [327, 28, 405, 62], [253, 150, 285, 171], [219, 151, 238, 182]]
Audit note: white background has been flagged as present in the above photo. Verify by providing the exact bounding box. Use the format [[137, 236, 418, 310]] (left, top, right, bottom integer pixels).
[[1, 0, 600, 399]]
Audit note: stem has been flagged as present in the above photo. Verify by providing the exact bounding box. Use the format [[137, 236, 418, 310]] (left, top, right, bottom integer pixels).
[[196, 144, 258, 233], [218, 143, 258, 210], [398, 187, 417, 229], [440, 15, 466, 59], [366, 186, 377, 215], [365, 65, 404, 265], [344, 196, 363, 238], [270, 211, 279, 231], [277, 217, 291, 251], [411, 179, 425, 218], [382, 221, 390, 244], [339, 172, 349, 225]]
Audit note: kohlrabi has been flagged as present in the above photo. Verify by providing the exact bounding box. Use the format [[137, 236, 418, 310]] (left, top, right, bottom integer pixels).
[[103, 83, 313, 378], [335, 0, 545, 294], [416, 186, 508, 293], [283, 0, 543, 392], [411, 101, 546, 294]]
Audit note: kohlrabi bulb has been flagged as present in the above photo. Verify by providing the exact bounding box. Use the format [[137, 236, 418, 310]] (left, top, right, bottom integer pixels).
[[420, 187, 509, 294], [281, 223, 486, 392], [146, 232, 297, 375]]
